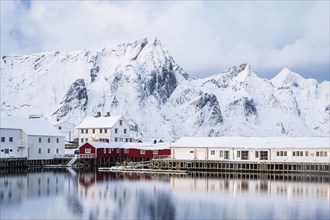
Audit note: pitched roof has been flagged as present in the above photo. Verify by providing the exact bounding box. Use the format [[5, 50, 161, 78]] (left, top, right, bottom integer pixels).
[[82, 141, 170, 150], [84, 141, 124, 149], [0, 116, 64, 137], [171, 137, 330, 149], [76, 115, 123, 129]]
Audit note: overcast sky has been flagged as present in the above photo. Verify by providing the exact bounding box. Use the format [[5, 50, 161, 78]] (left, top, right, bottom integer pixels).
[[1, 0, 329, 81]]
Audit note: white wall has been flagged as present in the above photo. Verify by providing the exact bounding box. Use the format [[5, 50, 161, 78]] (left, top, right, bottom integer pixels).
[[172, 147, 330, 163], [28, 135, 65, 160], [0, 128, 28, 158]]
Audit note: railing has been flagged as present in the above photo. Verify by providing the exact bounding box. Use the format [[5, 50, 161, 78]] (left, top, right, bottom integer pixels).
[[153, 155, 171, 160], [79, 154, 95, 158]]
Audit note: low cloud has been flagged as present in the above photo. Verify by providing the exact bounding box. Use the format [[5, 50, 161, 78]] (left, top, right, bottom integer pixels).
[[1, 1, 329, 81]]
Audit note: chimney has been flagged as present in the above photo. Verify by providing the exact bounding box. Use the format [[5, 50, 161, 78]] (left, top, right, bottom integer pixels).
[[106, 112, 110, 117], [95, 112, 101, 117]]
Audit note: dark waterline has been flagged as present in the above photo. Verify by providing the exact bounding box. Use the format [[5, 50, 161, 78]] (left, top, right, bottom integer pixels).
[[1, 168, 329, 220]]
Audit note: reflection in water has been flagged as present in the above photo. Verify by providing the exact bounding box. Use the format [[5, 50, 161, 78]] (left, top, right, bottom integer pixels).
[[0, 169, 329, 220]]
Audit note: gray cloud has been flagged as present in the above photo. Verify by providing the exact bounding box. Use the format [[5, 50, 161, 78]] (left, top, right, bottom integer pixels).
[[1, 1, 329, 81]]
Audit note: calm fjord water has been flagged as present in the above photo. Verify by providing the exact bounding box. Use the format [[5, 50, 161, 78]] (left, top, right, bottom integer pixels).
[[1, 169, 329, 220]]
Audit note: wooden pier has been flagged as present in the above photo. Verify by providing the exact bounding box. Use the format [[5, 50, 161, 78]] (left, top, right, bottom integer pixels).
[[149, 159, 330, 174]]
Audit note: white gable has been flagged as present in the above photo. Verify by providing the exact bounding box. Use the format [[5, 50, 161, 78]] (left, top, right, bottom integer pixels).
[[0, 116, 64, 137], [171, 137, 330, 149], [76, 115, 123, 129]]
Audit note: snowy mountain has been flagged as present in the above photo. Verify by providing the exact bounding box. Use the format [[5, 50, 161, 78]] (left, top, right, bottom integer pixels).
[[1, 38, 329, 140]]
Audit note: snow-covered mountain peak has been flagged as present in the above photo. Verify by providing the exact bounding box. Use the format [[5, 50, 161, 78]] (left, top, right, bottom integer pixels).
[[271, 68, 306, 87], [1, 38, 329, 139]]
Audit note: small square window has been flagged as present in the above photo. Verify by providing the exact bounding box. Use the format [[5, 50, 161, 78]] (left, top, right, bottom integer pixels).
[[140, 150, 145, 155], [153, 150, 158, 155], [124, 149, 129, 154], [85, 148, 91, 154], [210, 150, 215, 155], [9, 137, 13, 142]]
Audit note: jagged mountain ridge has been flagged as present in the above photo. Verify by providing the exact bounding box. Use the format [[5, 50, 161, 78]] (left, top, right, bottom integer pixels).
[[1, 38, 329, 139]]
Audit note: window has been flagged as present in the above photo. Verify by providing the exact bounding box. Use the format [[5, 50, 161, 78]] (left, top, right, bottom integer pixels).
[[237, 151, 240, 158], [211, 150, 215, 155], [56, 149, 59, 153], [241, 151, 249, 160], [56, 138, 59, 143], [92, 129, 95, 134], [104, 148, 106, 154], [10, 149, 12, 152], [255, 151, 259, 158], [1, 137, 5, 142], [220, 151, 223, 157], [85, 129, 88, 134], [100, 129, 103, 134], [126, 138, 129, 142], [260, 151, 268, 160], [305, 151, 309, 157], [39, 148, 41, 154], [124, 149, 129, 154], [140, 150, 145, 154], [105, 129, 107, 133], [320, 151, 324, 157], [9, 137, 13, 142], [48, 138, 50, 143], [81, 129, 84, 134], [276, 151, 279, 157], [316, 151, 319, 157], [300, 151, 303, 156], [190, 150, 194, 153], [4, 149, 9, 154], [39, 138, 41, 143], [115, 128, 118, 134], [59, 126, 62, 130], [284, 151, 287, 156], [293, 152, 296, 156], [81, 138, 83, 143], [120, 120, 123, 126], [153, 150, 158, 155], [48, 148, 50, 154], [85, 148, 91, 154], [325, 152, 328, 157], [85, 138, 88, 142], [124, 129, 127, 134], [120, 138, 123, 142], [280, 151, 284, 156], [224, 151, 229, 160], [115, 137, 118, 142]]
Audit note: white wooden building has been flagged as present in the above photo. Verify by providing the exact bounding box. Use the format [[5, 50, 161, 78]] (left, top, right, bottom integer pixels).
[[51, 120, 76, 142], [0, 116, 65, 160], [76, 114, 132, 146], [170, 137, 330, 163]]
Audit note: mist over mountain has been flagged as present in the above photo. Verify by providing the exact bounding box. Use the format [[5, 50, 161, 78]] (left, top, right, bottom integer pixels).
[[1, 38, 329, 140]]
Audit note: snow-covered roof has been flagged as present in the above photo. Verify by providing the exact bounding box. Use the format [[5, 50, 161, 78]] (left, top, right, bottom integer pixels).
[[171, 137, 330, 149], [121, 142, 170, 150], [0, 116, 64, 137], [76, 115, 123, 129], [82, 141, 170, 150], [83, 141, 124, 149]]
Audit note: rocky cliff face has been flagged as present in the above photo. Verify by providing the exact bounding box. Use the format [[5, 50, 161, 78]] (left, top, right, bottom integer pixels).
[[1, 38, 329, 139]]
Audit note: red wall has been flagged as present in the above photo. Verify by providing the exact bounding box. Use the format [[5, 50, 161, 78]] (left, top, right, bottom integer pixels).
[[121, 148, 171, 158], [79, 143, 96, 156], [96, 148, 117, 158]]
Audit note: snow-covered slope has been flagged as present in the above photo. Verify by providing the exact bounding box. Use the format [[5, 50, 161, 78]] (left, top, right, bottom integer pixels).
[[1, 38, 329, 140]]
